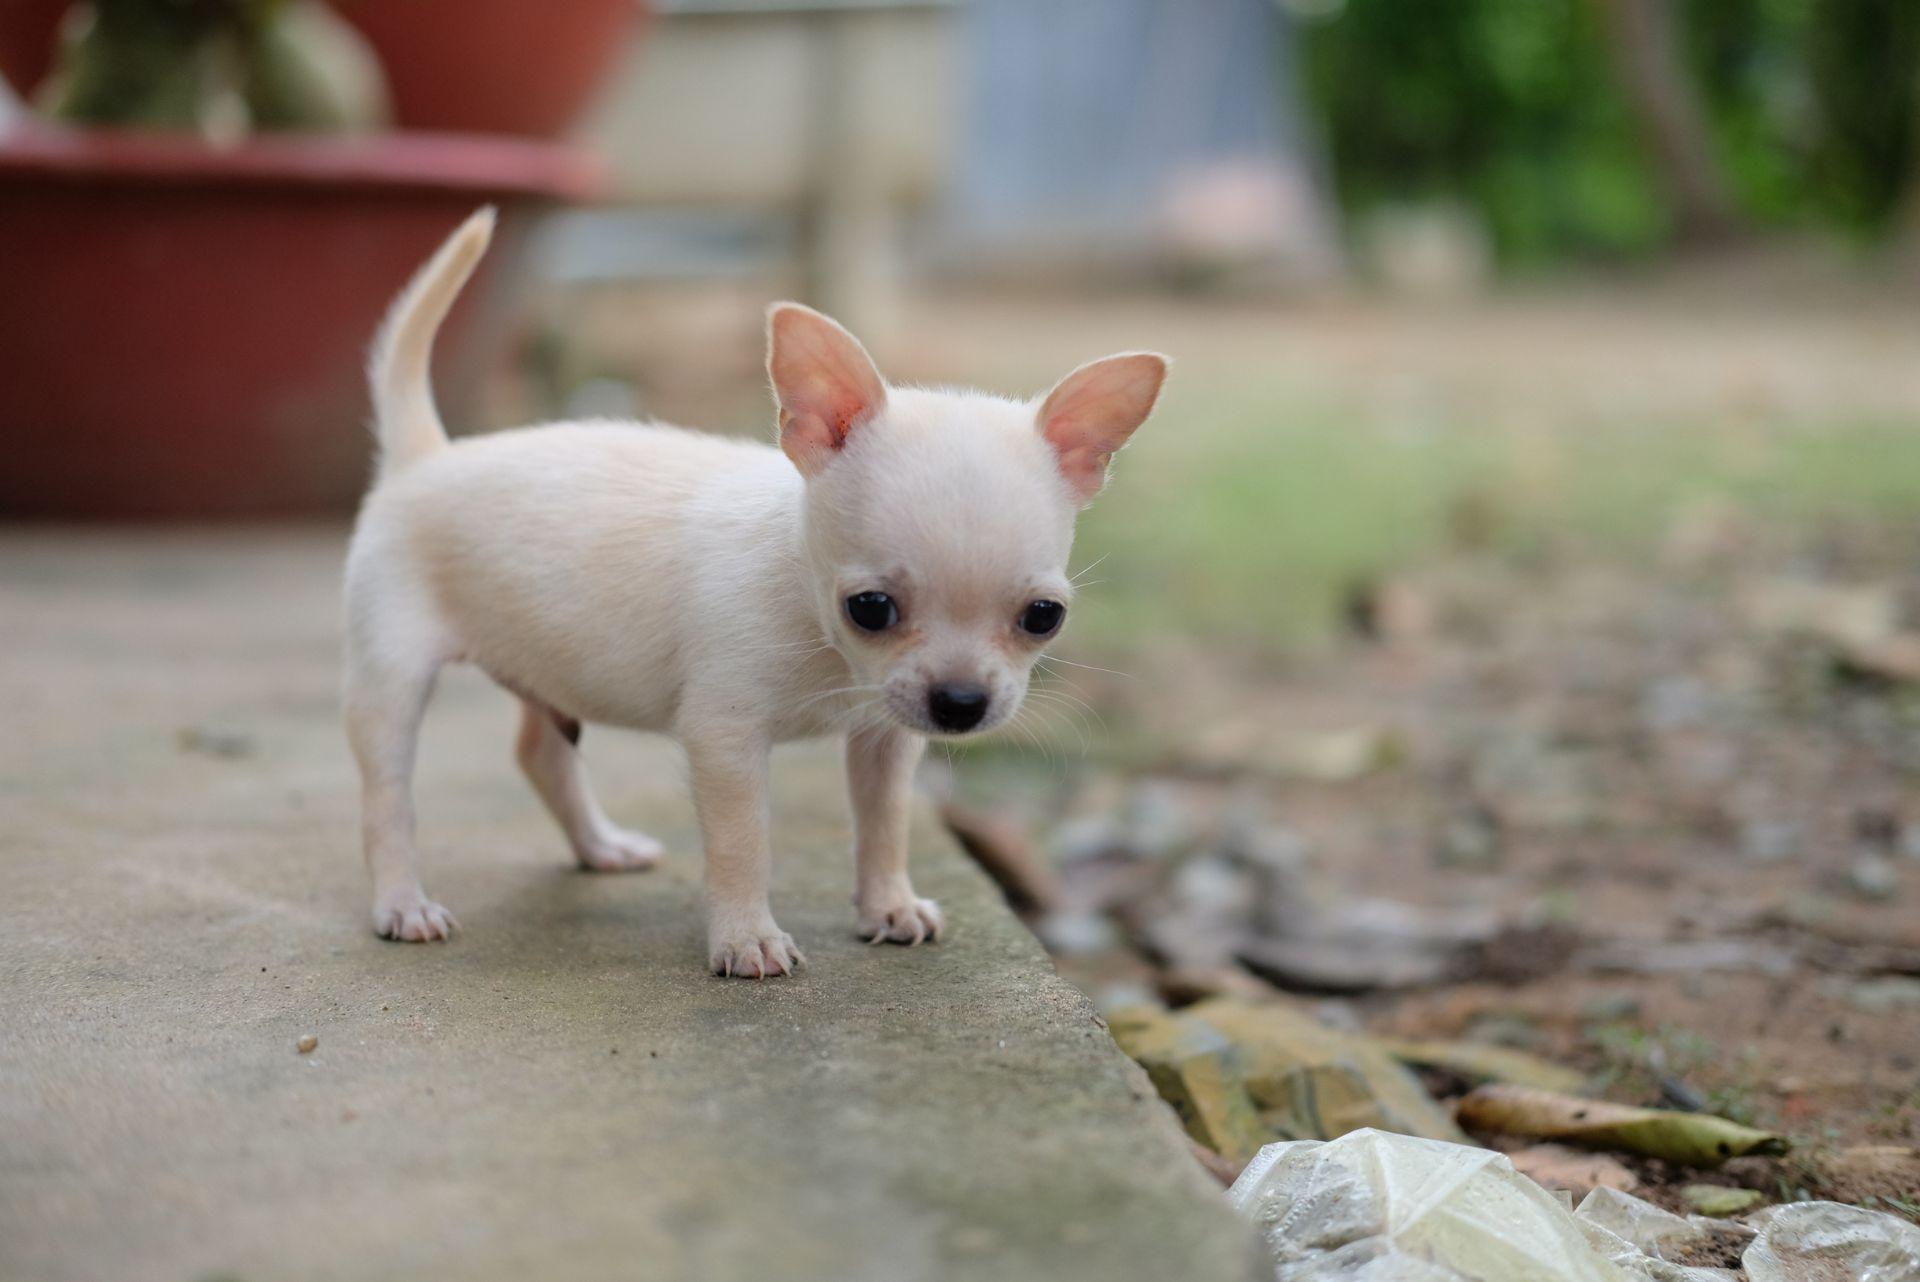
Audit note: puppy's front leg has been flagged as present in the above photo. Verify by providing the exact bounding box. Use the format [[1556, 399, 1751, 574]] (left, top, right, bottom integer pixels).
[[687, 727, 804, 978], [847, 725, 942, 945]]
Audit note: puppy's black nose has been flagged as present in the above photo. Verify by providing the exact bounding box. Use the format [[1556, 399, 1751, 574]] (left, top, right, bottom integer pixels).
[[927, 684, 990, 732]]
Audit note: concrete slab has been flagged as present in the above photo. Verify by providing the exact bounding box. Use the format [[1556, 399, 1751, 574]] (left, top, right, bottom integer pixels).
[[0, 529, 1258, 1282]]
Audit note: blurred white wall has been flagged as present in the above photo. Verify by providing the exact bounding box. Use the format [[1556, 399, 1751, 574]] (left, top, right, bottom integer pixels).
[[585, 2, 957, 208]]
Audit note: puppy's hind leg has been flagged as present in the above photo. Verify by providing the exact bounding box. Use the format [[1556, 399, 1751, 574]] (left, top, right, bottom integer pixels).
[[514, 700, 662, 873], [345, 643, 458, 942]]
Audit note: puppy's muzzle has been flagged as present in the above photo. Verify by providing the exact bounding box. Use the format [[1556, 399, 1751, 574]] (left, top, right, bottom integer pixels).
[[927, 683, 990, 733]]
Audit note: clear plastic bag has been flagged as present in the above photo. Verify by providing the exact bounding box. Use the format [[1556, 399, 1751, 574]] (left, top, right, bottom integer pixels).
[[1228, 1130, 1920, 1282], [1742, 1202, 1920, 1282], [1227, 1129, 1633, 1281]]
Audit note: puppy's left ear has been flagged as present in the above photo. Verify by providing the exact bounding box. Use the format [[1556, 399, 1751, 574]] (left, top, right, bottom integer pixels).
[[1037, 352, 1168, 504], [767, 302, 888, 477]]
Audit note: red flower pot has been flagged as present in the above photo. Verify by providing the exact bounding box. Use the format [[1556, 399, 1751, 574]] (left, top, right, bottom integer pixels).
[[0, 126, 603, 518], [328, 0, 648, 138], [0, 2, 648, 138]]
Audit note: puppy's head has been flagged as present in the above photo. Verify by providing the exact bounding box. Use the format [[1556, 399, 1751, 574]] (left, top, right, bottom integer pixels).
[[768, 302, 1165, 738]]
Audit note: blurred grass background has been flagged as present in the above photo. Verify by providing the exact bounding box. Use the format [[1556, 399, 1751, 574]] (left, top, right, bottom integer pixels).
[[1072, 396, 1920, 656]]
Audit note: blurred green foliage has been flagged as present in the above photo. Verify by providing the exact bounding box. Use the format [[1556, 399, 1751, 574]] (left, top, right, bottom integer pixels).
[[1301, 0, 1920, 265], [1691, 0, 1920, 231], [45, 0, 379, 133]]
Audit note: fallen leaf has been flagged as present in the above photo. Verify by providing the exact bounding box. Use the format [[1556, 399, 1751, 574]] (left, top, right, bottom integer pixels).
[[1681, 1183, 1764, 1216], [1191, 997, 1470, 1144], [1457, 1084, 1788, 1168], [1105, 1004, 1269, 1165]]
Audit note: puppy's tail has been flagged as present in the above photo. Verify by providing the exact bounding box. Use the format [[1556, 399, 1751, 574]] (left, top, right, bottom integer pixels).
[[368, 206, 495, 478]]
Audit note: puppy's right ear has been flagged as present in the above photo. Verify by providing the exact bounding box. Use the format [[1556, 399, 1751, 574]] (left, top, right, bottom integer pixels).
[[767, 303, 888, 476]]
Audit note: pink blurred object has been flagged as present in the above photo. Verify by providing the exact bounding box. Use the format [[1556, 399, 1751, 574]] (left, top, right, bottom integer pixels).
[[0, 125, 603, 518]]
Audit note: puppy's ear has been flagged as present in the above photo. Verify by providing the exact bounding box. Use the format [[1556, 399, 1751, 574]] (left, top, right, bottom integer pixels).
[[767, 302, 888, 476], [1037, 352, 1168, 504]]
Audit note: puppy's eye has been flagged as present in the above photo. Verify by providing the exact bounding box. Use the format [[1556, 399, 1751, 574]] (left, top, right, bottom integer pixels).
[[1019, 599, 1065, 637], [845, 591, 899, 633]]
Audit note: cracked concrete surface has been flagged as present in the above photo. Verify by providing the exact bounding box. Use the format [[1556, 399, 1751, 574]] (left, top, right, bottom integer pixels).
[[0, 528, 1257, 1282]]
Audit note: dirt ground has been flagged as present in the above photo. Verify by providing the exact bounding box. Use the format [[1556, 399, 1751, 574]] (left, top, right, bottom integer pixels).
[[956, 541, 1920, 1215], [528, 258, 1920, 1221]]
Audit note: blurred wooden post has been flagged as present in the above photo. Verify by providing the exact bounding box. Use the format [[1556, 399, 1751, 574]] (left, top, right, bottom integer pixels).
[[1591, 0, 1743, 245], [798, 5, 901, 340]]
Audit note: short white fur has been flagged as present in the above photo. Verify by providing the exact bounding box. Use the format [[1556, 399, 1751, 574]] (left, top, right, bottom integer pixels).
[[343, 209, 1167, 977]]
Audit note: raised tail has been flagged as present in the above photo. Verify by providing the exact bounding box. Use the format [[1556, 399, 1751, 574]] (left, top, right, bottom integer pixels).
[[367, 206, 495, 478]]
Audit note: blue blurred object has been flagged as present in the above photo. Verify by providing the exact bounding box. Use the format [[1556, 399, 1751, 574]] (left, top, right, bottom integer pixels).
[[955, 0, 1335, 275]]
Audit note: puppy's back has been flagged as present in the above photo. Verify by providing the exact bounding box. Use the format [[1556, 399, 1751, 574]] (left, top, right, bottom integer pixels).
[[349, 420, 802, 726]]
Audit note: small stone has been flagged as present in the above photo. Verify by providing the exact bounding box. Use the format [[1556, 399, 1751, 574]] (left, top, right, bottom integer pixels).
[[1741, 578, 1898, 651], [1740, 820, 1800, 865], [1170, 855, 1255, 919], [1847, 853, 1900, 902], [1034, 909, 1120, 957], [177, 725, 254, 759], [1218, 815, 1308, 876], [1434, 806, 1502, 870], [1580, 992, 1642, 1022], [1048, 816, 1122, 865], [1578, 938, 1796, 978], [1122, 781, 1196, 861], [1827, 976, 1920, 1014], [1140, 911, 1244, 969], [1641, 676, 1709, 731], [296, 1035, 318, 1054], [1681, 1184, 1764, 1216]]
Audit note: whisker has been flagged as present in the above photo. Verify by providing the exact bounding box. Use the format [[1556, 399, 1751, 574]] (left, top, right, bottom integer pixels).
[[1038, 653, 1134, 680], [1021, 692, 1092, 757], [1027, 685, 1104, 732], [1069, 553, 1110, 585], [1025, 698, 1096, 748]]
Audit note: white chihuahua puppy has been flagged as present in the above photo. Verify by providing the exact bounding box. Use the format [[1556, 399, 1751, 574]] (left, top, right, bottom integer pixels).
[[343, 209, 1166, 977]]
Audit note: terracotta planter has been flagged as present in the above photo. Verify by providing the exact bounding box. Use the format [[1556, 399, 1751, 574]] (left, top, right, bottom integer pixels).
[[0, 125, 602, 518], [0, 2, 647, 138], [329, 0, 647, 137]]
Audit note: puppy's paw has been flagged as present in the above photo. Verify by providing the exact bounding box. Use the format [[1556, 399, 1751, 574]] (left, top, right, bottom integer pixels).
[[373, 891, 458, 943], [856, 892, 944, 946], [709, 922, 805, 979], [575, 827, 664, 873]]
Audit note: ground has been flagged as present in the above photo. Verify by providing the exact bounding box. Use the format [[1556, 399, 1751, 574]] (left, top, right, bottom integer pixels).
[[535, 257, 1920, 1218], [0, 531, 1257, 1282], [861, 262, 1920, 1218], [7, 252, 1920, 1278]]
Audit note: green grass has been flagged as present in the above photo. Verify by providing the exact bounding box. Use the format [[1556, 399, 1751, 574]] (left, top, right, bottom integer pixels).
[[1066, 372, 1920, 657]]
